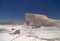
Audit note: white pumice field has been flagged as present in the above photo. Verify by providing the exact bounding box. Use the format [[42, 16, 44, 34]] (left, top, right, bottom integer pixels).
[[0, 24, 60, 41]]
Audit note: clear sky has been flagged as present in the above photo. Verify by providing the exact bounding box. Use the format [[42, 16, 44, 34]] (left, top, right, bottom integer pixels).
[[0, 0, 60, 22]]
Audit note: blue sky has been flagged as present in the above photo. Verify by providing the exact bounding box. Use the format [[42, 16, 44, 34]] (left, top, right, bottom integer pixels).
[[0, 0, 60, 22]]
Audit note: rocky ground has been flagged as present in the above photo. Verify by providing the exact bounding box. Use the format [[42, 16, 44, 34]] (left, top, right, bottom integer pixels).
[[0, 24, 60, 41]]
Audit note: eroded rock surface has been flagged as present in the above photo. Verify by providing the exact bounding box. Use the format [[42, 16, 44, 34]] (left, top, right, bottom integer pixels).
[[25, 13, 56, 28]]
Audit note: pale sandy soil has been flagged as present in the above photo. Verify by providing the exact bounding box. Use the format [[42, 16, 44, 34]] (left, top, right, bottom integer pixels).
[[0, 25, 60, 41]]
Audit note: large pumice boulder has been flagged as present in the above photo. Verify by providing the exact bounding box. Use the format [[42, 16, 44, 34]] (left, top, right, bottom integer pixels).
[[25, 13, 56, 28]]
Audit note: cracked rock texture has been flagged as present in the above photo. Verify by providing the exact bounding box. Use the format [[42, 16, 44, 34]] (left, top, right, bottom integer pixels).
[[25, 13, 56, 27]]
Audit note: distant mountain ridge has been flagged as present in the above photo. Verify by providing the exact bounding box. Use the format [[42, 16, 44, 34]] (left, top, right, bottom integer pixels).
[[0, 22, 23, 25]]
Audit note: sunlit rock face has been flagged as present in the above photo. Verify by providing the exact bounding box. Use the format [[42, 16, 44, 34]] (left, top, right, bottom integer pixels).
[[25, 13, 57, 28]]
